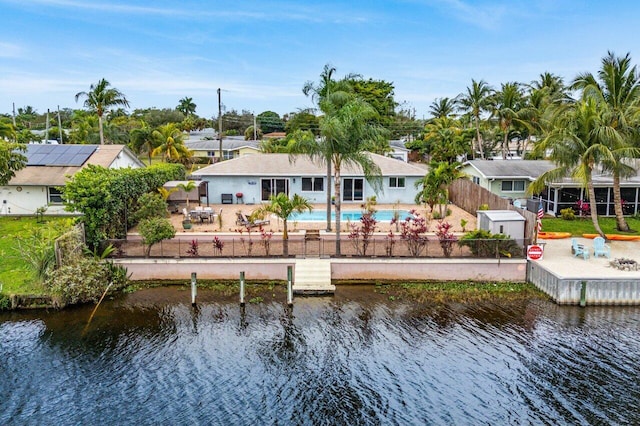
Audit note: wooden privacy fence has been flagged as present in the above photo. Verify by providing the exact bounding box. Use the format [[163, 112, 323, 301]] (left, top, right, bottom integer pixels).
[[448, 178, 538, 242]]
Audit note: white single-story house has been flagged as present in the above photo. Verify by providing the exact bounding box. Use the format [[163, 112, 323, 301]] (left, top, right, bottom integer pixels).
[[389, 140, 410, 162], [186, 137, 260, 163], [190, 153, 428, 205], [1, 144, 144, 216], [461, 159, 640, 216]]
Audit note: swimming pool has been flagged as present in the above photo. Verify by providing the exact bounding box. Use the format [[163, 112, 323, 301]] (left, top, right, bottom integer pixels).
[[290, 209, 413, 222]]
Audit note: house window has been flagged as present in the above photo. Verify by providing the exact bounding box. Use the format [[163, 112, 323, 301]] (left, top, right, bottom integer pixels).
[[48, 187, 63, 204], [302, 177, 324, 192], [389, 177, 405, 188], [223, 151, 234, 160], [261, 178, 289, 201], [501, 180, 525, 192], [343, 178, 364, 201], [472, 176, 480, 185]]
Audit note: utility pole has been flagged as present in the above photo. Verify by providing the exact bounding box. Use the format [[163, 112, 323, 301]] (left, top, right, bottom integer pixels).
[[57, 105, 63, 143], [217, 88, 222, 162], [45, 109, 50, 143], [253, 113, 257, 140], [12, 102, 16, 127]]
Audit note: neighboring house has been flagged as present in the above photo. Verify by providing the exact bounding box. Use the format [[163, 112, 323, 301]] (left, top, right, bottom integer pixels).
[[389, 140, 410, 162], [1, 144, 144, 215], [460, 159, 640, 217], [186, 137, 260, 163], [190, 153, 428, 205]]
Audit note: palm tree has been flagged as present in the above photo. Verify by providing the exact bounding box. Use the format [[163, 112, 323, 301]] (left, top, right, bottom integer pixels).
[[572, 51, 640, 232], [253, 193, 312, 256], [177, 180, 197, 210], [530, 97, 617, 238], [414, 161, 464, 216], [422, 117, 472, 164], [458, 79, 493, 159], [130, 125, 158, 164], [300, 64, 359, 232], [491, 82, 529, 159], [428, 97, 457, 119], [0, 121, 16, 141], [151, 123, 191, 162], [75, 78, 129, 145], [177, 97, 197, 116]]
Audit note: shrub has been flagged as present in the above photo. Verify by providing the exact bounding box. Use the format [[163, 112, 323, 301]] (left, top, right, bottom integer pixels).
[[398, 209, 429, 256], [435, 221, 457, 258], [0, 293, 10, 311], [212, 236, 225, 255], [131, 192, 169, 224], [458, 229, 522, 258], [138, 217, 176, 257], [45, 257, 128, 308], [560, 207, 576, 220], [348, 201, 378, 256], [186, 239, 199, 257], [478, 204, 489, 211]]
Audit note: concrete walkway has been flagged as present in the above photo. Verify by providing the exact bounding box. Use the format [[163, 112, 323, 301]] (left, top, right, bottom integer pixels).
[[532, 237, 640, 279]]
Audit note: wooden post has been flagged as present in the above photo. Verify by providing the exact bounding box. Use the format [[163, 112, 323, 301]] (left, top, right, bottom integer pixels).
[[287, 265, 293, 306], [240, 271, 245, 307], [191, 272, 197, 307], [580, 280, 587, 307]]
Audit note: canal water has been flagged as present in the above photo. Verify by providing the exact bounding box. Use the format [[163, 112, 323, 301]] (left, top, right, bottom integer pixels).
[[1, 286, 639, 425]]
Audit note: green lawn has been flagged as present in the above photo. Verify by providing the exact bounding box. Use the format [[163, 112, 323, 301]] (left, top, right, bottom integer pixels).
[[0, 217, 70, 295], [541, 216, 640, 235]]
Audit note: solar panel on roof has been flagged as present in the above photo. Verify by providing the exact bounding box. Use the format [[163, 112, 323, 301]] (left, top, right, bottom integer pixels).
[[26, 144, 98, 166]]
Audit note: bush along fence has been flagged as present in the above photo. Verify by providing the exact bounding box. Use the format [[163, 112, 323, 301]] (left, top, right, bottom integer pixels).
[[105, 235, 530, 259]]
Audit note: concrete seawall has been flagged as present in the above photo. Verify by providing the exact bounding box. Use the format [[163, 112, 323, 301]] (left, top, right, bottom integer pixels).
[[112, 258, 528, 282]]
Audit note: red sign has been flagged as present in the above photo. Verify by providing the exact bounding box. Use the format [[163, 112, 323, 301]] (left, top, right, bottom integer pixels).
[[527, 245, 544, 260]]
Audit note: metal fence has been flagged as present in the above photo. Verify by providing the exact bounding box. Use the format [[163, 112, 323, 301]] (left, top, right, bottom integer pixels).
[[106, 236, 532, 259]]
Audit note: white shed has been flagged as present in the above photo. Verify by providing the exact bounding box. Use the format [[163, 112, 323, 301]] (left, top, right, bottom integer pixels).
[[476, 210, 525, 240]]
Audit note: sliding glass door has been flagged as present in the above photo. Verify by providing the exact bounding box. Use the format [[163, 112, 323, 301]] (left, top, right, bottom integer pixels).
[[261, 178, 289, 201], [342, 178, 363, 202]]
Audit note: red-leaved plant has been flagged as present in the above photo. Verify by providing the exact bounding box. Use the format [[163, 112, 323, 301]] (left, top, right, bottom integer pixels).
[[435, 220, 457, 258]]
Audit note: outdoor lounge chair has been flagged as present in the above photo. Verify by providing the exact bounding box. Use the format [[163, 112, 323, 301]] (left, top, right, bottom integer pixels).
[[593, 236, 611, 259], [571, 238, 589, 260], [236, 212, 270, 228]]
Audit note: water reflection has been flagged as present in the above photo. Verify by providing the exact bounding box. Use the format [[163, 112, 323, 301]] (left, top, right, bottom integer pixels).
[[1, 286, 639, 425]]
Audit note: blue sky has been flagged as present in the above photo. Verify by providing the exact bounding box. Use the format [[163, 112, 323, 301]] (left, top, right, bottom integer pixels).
[[1, 0, 639, 119]]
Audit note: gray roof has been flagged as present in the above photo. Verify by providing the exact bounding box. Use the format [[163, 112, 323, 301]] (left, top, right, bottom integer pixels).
[[186, 138, 260, 151], [462, 160, 556, 180], [192, 153, 427, 177]]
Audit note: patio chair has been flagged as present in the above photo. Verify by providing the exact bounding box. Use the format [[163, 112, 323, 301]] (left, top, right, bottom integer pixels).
[[593, 237, 611, 259], [236, 212, 269, 228], [571, 238, 589, 260]]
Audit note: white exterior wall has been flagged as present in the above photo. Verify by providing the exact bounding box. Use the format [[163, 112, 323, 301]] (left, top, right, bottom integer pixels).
[[199, 175, 421, 205], [0, 185, 70, 215]]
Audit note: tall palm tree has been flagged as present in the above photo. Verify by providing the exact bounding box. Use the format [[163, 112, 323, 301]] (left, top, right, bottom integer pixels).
[[151, 123, 191, 162], [530, 97, 618, 238], [253, 193, 313, 256], [458, 79, 493, 159], [428, 97, 457, 119], [316, 97, 385, 255], [300, 64, 359, 232], [572, 51, 640, 232], [75, 78, 129, 145], [422, 117, 471, 164], [491, 82, 529, 159], [177, 97, 197, 116]]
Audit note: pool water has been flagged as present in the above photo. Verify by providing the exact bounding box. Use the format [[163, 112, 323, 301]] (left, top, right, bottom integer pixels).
[[291, 209, 412, 222]]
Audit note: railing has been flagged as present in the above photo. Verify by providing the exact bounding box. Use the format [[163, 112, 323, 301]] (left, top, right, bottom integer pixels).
[[105, 236, 532, 259]]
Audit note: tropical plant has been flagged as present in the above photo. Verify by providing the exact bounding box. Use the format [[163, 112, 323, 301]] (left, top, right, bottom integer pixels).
[[572, 51, 640, 232], [252, 193, 312, 256], [186, 239, 199, 257], [490, 82, 529, 159], [177, 97, 197, 116], [176, 180, 197, 209], [347, 197, 378, 256], [435, 220, 457, 258], [530, 97, 615, 238], [398, 209, 429, 256], [75, 78, 130, 145], [415, 161, 464, 216], [131, 192, 169, 223], [428, 97, 457, 119], [130, 125, 158, 164], [458, 79, 493, 159], [458, 229, 521, 258], [151, 123, 191, 163]]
